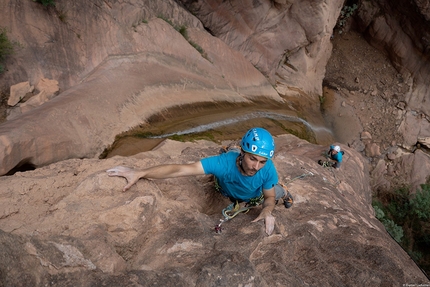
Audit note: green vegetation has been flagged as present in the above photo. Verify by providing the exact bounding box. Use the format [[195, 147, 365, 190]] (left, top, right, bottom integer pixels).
[[0, 28, 14, 73], [58, 8, 67, 22], [168, 130, 221, 143], [373, 183, 430, 273], [373, 204, 404, 242], [337, 3, 358, 34], [34, 0, 56, 7], [158, 15, 208, 60], [34, 0, 68, 23], [132, 19, 148, 30], [410, 186, 430, 220]]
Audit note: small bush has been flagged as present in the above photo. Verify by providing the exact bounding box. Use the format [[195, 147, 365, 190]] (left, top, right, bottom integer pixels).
[[58, 9, 67, 22], [373, 204, 385, 220], [35, 0, 56, 7], [336, 3, 358, 33], [382, 218, 404, 242], [0, 28, 14, 73], [178, 25, 188, 38], [158, 15, 208, 60]]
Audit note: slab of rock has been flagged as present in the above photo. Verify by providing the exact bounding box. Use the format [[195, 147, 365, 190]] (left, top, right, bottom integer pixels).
[[0, 135, 428, 285], [418, 136, 430, 149], [398, 111, 430, 149], [365, 142, 381, 157], [15, 79, 59, 115], [360, 131, 372, 141], [178, 0, 343, 97], [8, 81, 34, 106]]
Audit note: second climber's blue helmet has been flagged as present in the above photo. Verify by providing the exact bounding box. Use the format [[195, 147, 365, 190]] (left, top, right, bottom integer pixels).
[[241, 127, 275, 159]]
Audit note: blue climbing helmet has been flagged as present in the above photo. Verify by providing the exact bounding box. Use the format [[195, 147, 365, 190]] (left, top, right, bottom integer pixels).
[[241, 127, 275, 159]]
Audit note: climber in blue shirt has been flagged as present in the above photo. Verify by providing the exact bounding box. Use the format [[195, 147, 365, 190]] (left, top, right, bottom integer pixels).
[[328, 145, 343, 169], [107, 127, 293, 236]]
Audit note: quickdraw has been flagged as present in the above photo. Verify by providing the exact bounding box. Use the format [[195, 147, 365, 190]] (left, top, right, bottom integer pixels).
[[214, 195, 263, 234], [318, 160, 332, 168]]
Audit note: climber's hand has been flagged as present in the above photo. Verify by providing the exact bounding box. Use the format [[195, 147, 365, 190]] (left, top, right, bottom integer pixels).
[[106, 166, 140, 192], [252, 211, 275, 236]]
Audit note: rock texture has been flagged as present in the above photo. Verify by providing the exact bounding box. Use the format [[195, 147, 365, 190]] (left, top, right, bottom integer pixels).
[[0, 135, 428, 286], [0, 0, 204, 92], [8, 78, 60, 119], [0, 0, 429, 181], [0, 16, 284, 176], [323, 28, 430, 194], [355, 0, 430, 114], [0, 0, 429, 283], [1, 0, 336, 176], [177, 0, 343, 97]]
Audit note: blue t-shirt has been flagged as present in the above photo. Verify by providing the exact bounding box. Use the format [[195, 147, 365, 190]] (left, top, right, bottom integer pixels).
[[200, 151, 278, 201], [331, 151, 343, 163]]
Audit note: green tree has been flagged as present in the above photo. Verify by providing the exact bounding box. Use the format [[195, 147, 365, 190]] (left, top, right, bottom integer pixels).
[[410, 184, 430, 220], [373, 183, 430, 274], [373, 204, 404, 243]]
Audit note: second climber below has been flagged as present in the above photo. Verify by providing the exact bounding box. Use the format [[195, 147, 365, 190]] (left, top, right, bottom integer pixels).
[[327, 144, 343, 169]]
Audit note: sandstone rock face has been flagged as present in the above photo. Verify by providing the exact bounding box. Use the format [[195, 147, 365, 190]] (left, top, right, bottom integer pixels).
[[0, 0, 204, 92], [8, 78, 60, 120], [324, 16, 430, 195], [0, 16, 284, 176], [2, 0, 342, 176], [398, 111, 430, 149], [0, 135, 428, 286], [1, 0, 429, 180], [0, 2, 429, 283], [177, 0, 343, 97], [356, 0, 430, 114], [8, 81, 34, 106]]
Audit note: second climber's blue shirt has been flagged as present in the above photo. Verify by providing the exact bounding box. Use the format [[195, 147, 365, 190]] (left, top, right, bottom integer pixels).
[[200, 151, 278, 202], [331, 151, 343, 163]]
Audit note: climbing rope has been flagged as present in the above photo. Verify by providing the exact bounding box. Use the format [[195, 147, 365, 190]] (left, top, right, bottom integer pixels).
[[318, 154, 341, 187], [283, 171, 314, 185], [215, 195, 264, 233], [214, 172, 312, 233]]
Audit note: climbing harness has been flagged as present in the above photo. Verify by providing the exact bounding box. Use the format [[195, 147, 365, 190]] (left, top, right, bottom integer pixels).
[[318, 160, 332, 168], [214, 169, 313, 233], [213, 138, 303, 234], [214, 195, 264, 234]]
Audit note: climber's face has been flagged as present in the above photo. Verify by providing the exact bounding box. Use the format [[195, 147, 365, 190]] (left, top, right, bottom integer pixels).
[[240, 152, 267, 176]]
